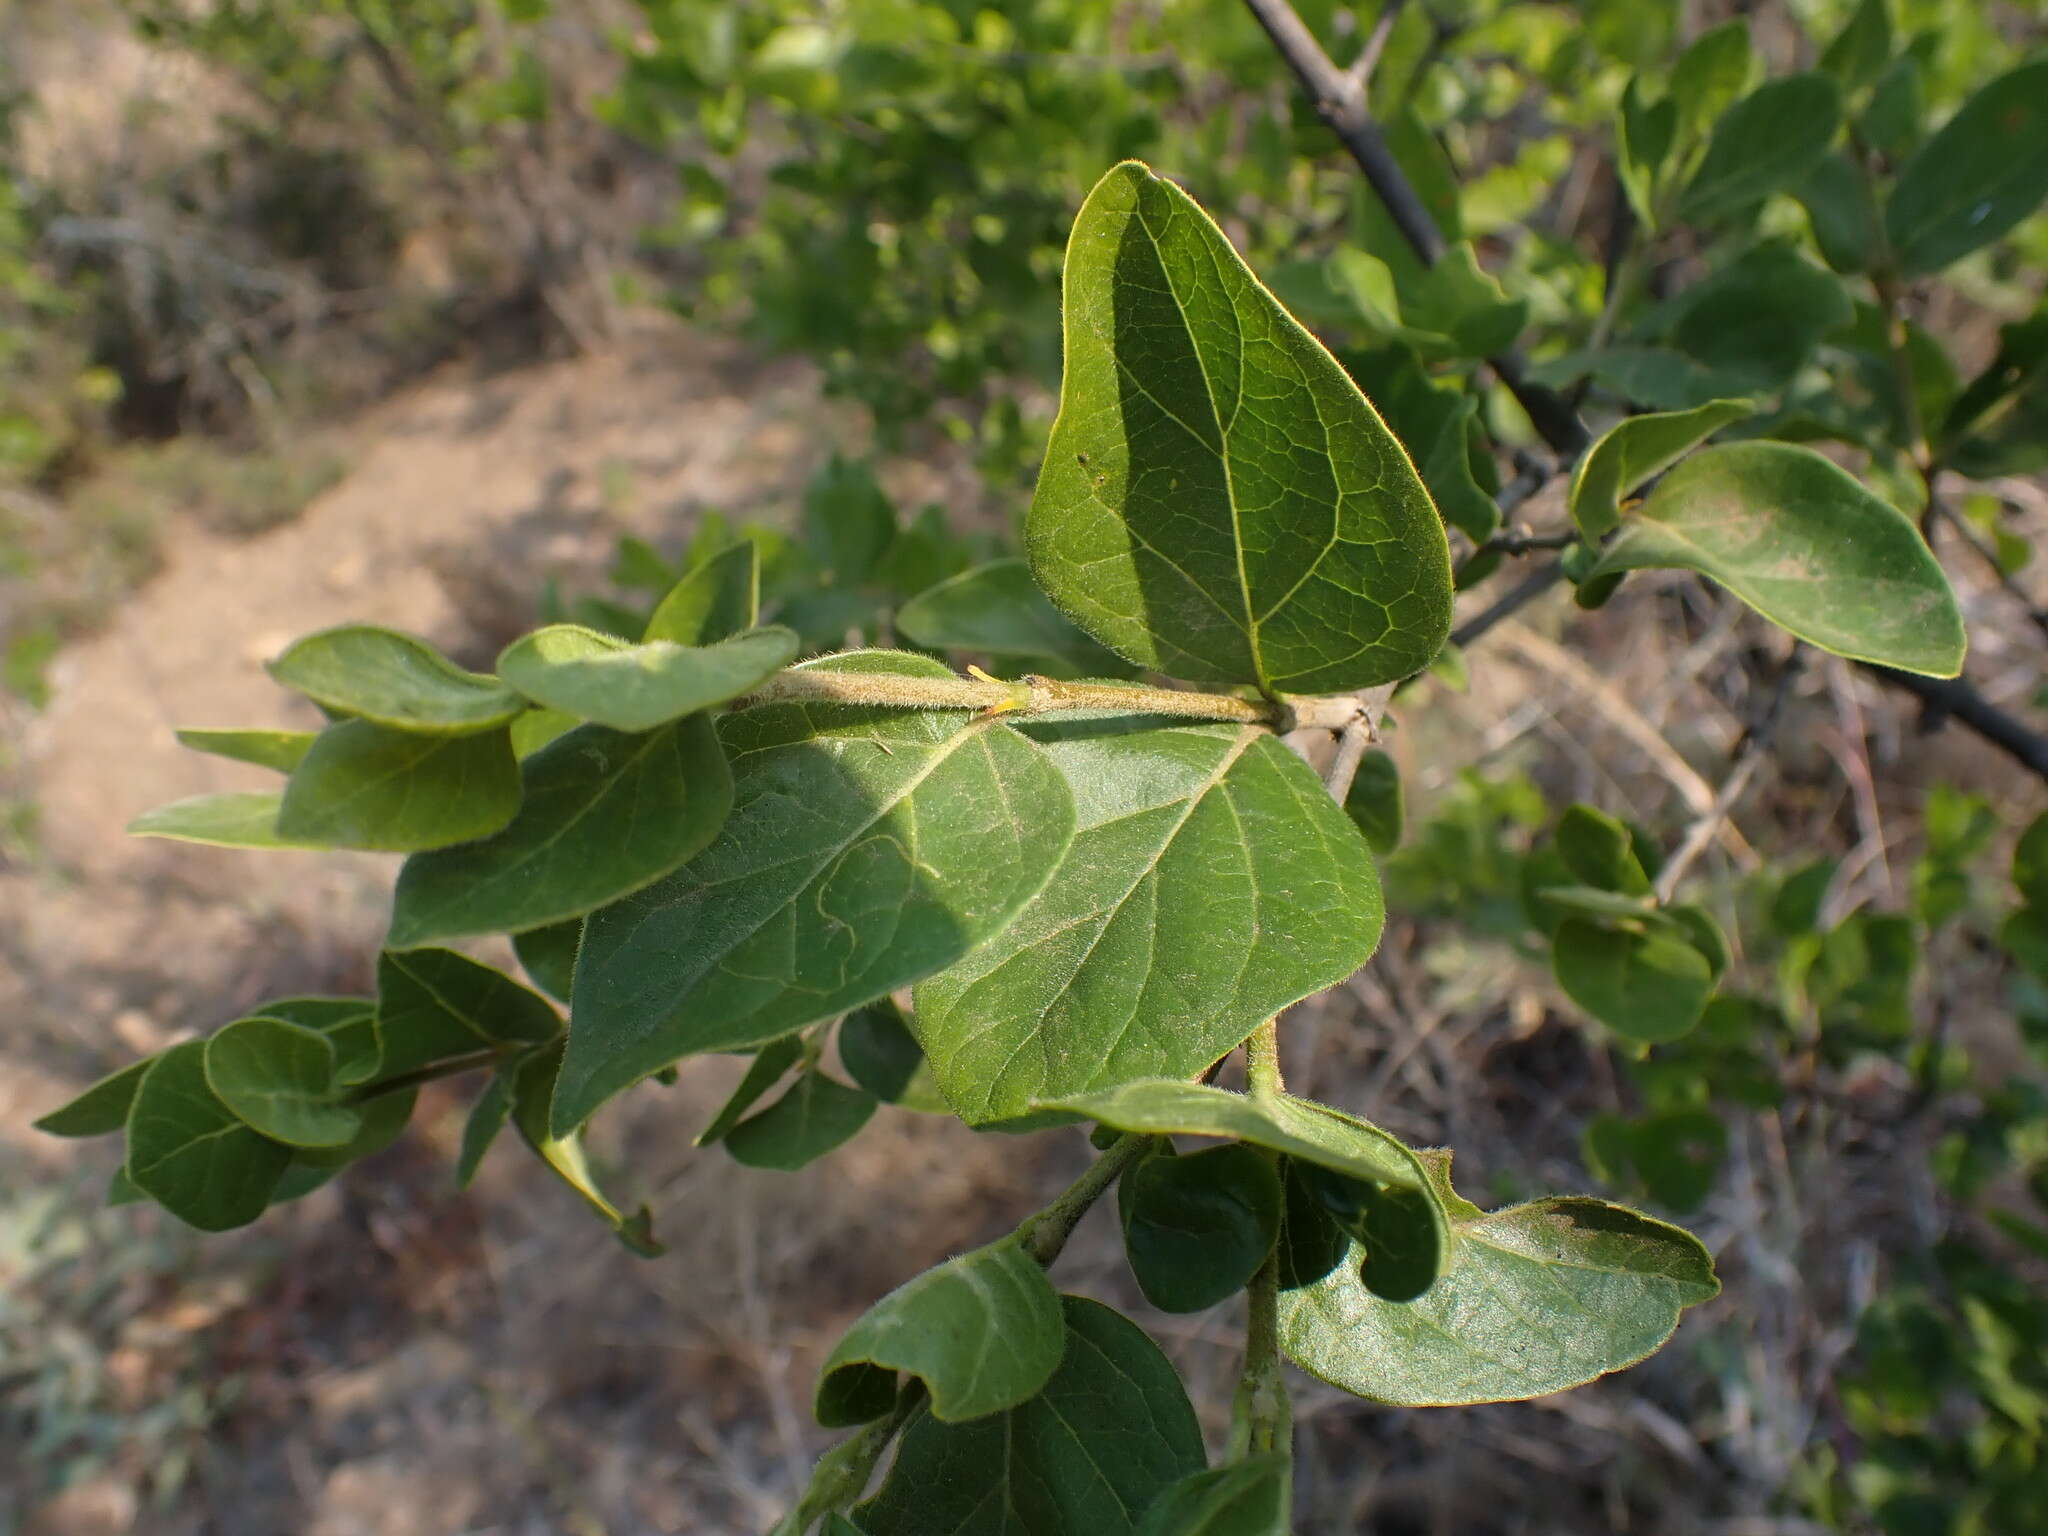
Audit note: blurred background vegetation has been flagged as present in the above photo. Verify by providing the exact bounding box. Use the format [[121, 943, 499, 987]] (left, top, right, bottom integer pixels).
[[3, 1, 2046, 1533]]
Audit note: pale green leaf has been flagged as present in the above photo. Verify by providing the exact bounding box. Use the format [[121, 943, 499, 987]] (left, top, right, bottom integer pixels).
[[556, 652, 1075, 1134], [128, 791, 328, 850], [257, 996, 379, 1085], [277, 720, 521, 852], [1587, 441, 1964, 676], [173, 728, 316, 774], [1279, 1154, 1720, 1405], [1667, 20, 1754, 144], [858, 1296, 1204, 1536], [268, 625, 525, 734], [1886, 61, 2048, 275], [203, 1017, 361, 1148], [1678, 73, 1842, 224], [497, 624, 798, 732], [895, 558, 1125, 674], [817, 1238, 1064, 1425], [373, 947, 560, 1080], [125, 1040, 291, 1231], [914, 717, 1381, 1124], [723, 1070, 876, 1170], [33, 1058, 152, 1138], [387, 717, 733, 948], [1133, 1457, 1289, 1536], [1027, 162, 1453, 694], [1569, 398, 1754, 538], [643, 539, 759, 645]]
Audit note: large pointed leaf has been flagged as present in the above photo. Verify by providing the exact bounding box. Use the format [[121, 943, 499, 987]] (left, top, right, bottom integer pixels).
[[557, 653, 1076, 1133], [496, 623, 797, 732], [128, 791, 328, 850], [1886, 61, 2048, 275], [817, 1238, 1064, 1427], [33, 1058, 153, 1138], [268, 625, 525, 735], [895, 558, 1127, 673], [858, 1296, 1204, 1536], [913, 718, 1381, 1124], [1026, 162, 1452, 694], [373, 948, 560, 1080], [203, 1017, 361, 1148], [277, 720, 521, 851], [1587, 442, 1963, 676], [1279, 1154, 1719, 1405], [125, 1040, 291, 1231], [1568, 399, 1754, 539], [386, 718, 733, 948]]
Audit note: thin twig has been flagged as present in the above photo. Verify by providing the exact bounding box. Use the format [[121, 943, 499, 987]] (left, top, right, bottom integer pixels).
[[1322, 717, 1375, 802], [1448, 558, 1568, 649], [1343, 0, 1408, 94]]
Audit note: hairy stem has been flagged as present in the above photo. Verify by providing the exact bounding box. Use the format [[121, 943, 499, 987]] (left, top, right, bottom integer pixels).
[[1245, 1017, 1285, 1100], [1230, 1247, 1290, 1459], [1016, 1132, 1156, 1267]]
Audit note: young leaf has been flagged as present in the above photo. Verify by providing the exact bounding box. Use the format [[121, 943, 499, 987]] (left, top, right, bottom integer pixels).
[[837, 1000, 926, 1104], [804, 455, 897, 586], [816, 1238, 1064, 1426], [695, 1037, 804, 1146], [1677, 73, 1842, 224], [1586, 442, 1965, 676], [1403, 243, 1529, 359], [642, 539, 759, 646], [1344, 749, 1403, 855], [508, 1042, 660, 1256], [722, 1069, 876, 1170], [203, 1017, 362, 1148], [128, 791, 329, 850], [510, 707, 578, 758], [373, 947, 560, 1080], [1819, 0, 1892, 95], [1667, 20, 1754, 144], [1552, 919, 1716, 1043], [1616, 76, 1677, 227], [1885, 61, 2048, 275], [895, 558, 1126, 674], [1121, 1143, 1282, 1313], [277, 720, 521, 852], [1568, 398, 1753, 539], [173, 728, 317, 774], [495, 624, 798, 732], [913, 718, 1381, 1124], [1027, 162, 1453, 695], [559, 653, 1075, 1134], [268, 625, 526, 735], [857, 1297, 1204, 1536], [33, 1057, 153, 1138], [387, 717, 734, 947], [125, 1040, 291, 1231], [1042, 1081, 1433, 1195], [1279, 1155, 1720, 1405], [1133, 1456, 1290, 1536], [1554, 805, 1652, 895]]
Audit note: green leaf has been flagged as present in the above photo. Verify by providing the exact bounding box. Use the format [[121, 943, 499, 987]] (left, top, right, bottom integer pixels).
[[817, 1237, 1064, 1426], [508, 1042, 661, 1256], [895, 558, 1126, 674], [1121, 1143, 1282, 1313], [1667, 20, 1754, 144], [386, 717, 733, 947], [1772, 858, 1838, 935], [642, 539, 758, 645], [858, 1296, 1204, 1536], [512, 919, 580, 1004], [1344, 749, 1403, 855], [1279, 1154, 1720, 1405], [1339, 346, 1498, 543], [2016, 812, 2048, 909], [268, 625, 526, 735], [1886, 61, 2048, 276], [456, 1073, 513, 1188], [33, 1058, 152, 1138], [1568, 398, 1754, 539], [913, 717, 1381, 1124], [804, 455, 897, 585], [246, 996, 378, 1087], [1860, 53, 1922, 158], [1042, 1081, 1432, 1194], [1291, 1161, 1446, 1303], [496, 624, 798, 733], [695, 1037, 803, 1146], [1555, 804, 1652, 895], [1627, 1108, 1728, 1211], [373, 947, 560, 1080], [1678, 73, 1842, 224], [173, 728, 317, 774], [128, 790, 329, 850], [1027, 162, 1452, 695], [203, 1017, 362, 1148], [558, 652, 1075, 1134], [1134, 1458, 1288, 1536], [1798, 152, 1881, 275], [277, 720, 521, 852], [723, 1069, 877, 1170], [1275, 1156, 1353, 1290], [1617, 76, 1677, 227], [1667, 243, 1853, 392], [1820, 0, 1891, 95], [1586, 441, 1964, 676], [510, 707, 578, 758], [1553, 919, 1715, 1043], [837, 1000, 927, 1105], [125, 1040, 291, 1231], [1528, 346, 1753, 412], [1404, 243, 1529, 359]]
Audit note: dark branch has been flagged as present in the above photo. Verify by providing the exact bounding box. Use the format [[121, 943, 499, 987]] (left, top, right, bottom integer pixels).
[[1866, 667, 2048, 780]]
